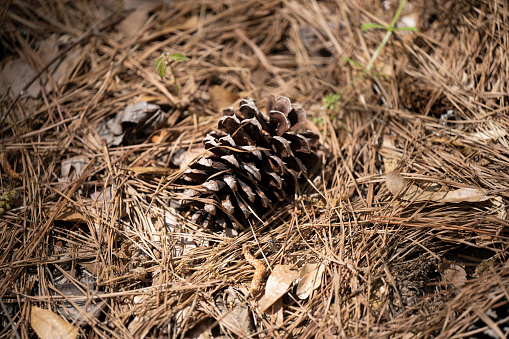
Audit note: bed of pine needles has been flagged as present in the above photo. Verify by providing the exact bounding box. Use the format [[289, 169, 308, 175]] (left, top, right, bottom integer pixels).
[[1, 0, 509, 338]]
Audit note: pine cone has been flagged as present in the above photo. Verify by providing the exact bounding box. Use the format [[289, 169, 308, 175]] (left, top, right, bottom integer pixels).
[[179, 95, 320, 230]]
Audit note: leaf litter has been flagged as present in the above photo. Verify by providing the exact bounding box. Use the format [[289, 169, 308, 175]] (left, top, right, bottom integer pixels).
[[1, 0, 509, 338]]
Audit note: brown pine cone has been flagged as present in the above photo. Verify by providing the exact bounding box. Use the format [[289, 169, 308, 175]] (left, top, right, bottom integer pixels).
[[179, 94, 320, 230]]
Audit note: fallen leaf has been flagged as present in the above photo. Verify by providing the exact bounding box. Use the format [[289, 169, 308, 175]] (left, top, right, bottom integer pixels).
[[53, 282, 107, 326], [385, 171, 406, 196], [267, 297, 284, 327], [252, 68, 270, 86], [221, 306, 252, 335], [38, 34, 60, 93], [0, 35, 60, 100], [31, 306, 78, 339], [117, 8, 149, 38], [0, 58, 37, 99], [95, 101, 161, 146], [179, 15, 200, 31], [90, 186, 114, 204], [209, 85, 240, 111], [441, 263, 467, 288], [51, 47, 83, 87], [386, 172, 490, 203], [54, 207, 88, 223], [59, 155, 89, 183], [258, 265, 299, 312], [297, 262, 325, 299]]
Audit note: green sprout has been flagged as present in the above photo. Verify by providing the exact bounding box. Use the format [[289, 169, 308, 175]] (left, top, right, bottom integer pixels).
[[324, 0, 418, 111], [155, 52, 189, 96]]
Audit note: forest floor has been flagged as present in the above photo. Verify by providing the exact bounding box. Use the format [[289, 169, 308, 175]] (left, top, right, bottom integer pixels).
[[1, 0, 509, 338]]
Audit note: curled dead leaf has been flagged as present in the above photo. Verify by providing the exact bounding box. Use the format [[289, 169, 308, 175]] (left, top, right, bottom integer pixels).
[[258, 265, 299, 312]]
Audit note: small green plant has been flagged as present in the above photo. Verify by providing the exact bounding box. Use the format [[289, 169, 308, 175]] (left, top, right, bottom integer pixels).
[[324, 0, 418, 111], [155, 52, 189, 96]]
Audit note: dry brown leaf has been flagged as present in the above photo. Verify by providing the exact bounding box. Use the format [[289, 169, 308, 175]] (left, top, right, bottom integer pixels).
[[51, 47, 83, 87], [53, 282, 107, 326], [125, 166, 175, 176], [441, 264, 467, 288], [258, 265, 299, 312], [386, 172, 490, 203], [180, 15, 200, 31], [0, 58, 38, 99], [31, 306, 79, 339], [268, 297, 284, 327], [59, 155, 89, 183], [95, 101, 161, 147], [219, 303, 252, 336], [0, 35, 60, 100], [252, 68, 270, 86], [117, 8, 149, 38], [208, 85, 240, 111], [54, 207, 88, 223], [297, 262, 325, 299]]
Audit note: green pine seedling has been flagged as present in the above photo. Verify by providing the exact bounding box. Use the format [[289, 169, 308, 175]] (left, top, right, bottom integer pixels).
[[155, 52, 189, 96]]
